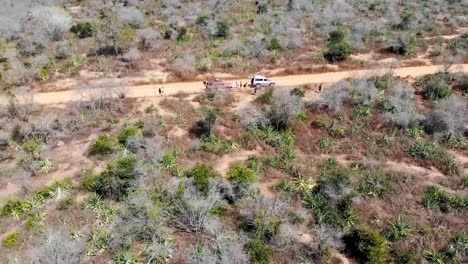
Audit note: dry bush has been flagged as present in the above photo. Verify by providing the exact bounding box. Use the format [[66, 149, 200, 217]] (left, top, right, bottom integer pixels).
[[110, 192, 171, 250], [30, 229, 85, 264], [240, 105, 270, 130], [424, 95, 467, 137], [269, 88, 304, 130], [166, 180, 222, 233], [382, 82, 422, 128], [319, 79, 379, 112]]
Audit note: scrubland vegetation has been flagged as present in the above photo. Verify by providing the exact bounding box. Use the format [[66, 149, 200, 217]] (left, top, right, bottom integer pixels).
[[0, 0, 467, 90], [0, 66, 466, 263]]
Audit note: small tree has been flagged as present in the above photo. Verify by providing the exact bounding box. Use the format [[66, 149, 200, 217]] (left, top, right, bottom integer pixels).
[[269, 88, 304, 130], [344, 225, 387, 264], [186, 164, 218, 195], [90, 155, 141, 200], [190, 108, 218, 137], [325, 30, 352, 62], [424, 95, 467, 137], [70, 22, 94, 39], [94, 9, 136, 55]]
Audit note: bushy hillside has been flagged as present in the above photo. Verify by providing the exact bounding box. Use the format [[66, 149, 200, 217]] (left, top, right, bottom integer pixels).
[[0, 0, 467, 88]]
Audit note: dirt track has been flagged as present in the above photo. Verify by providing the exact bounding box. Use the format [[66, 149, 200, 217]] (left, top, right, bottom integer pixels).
[[2, 64, 468, 105]]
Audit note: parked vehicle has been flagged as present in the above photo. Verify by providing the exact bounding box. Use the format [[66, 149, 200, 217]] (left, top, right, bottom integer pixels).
[[205, 79, 234, 90], [250, 75, 275, 88]]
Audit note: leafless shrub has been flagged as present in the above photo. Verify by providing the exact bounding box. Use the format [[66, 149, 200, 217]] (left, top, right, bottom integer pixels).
[[31, 54, 50, 67], [137, 28, 161, 51], [113, 85, 129, 99], [3, 59, 39, 86], [111, 192, 171, 250], [29, 7, 73, 41], [424, 95, 467, 137], [55, 41, 71, 59], [187, 244, 218, 264], [240, 105, 270, 130], [244, 33, 268, 58], [187, 232, 248, 264], [270, 88, 304, 129], [222, 37, 243, 56], [3, 88, 36, 120], [215, 234, 248, 264], [382, 82, 422, 128], [145, 239, 173, 264], [117, 6, 144, 28], [174, 54, 196, 74], [125, 136, 162, 167], [319, 79, 379, 111], [121, 47, 142, 68], [73, 85, 114, 112], [142, 118, 159, 137], [25, 117, 57, 142], [30, 229, 84, 264], [322, 0, 354, 27], [311, 225, 344, 258], [167, 181, 221, 233]]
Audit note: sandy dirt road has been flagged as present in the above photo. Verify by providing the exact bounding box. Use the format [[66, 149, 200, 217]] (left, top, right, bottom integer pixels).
[[2, 64, 467, 105]]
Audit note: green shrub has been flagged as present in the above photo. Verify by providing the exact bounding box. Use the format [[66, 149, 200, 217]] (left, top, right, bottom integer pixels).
[[117, 126, 141, 144], [185, 163, 217, 195], [325, 30, 352, 62], [358, 173, 394, 198], [256, 88, 274, 104], [407, 141, 459, 175], [425, 233, 467, 263], [417, 73, 453, 100], [385, 215, 415, 241], [329, 126, 346, 138], [344, 225, 387, 264], [227, 163, 256, 183], [89, 156, 140, 200], [304, 170, 355, 229], [56, 197, 73, 211], [215, 21, 230, 39], [2, 231, 19, 248], [268, 37, 282, 51], [248, 239, 272, 264], [113, 251, 138, 264], [290, 88, 305, 97], [422, 186, 467, 211], [448, 33, 467, 56], [82, 173, 100, 192], [370, 73, 396, 91], [1, 199, 30, 218], [88, 135, 116, 155], [70, 22, 94, 38], [21, 138, 42, 156]]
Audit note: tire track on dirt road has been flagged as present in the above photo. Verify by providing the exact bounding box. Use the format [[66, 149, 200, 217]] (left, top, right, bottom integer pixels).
[[2, 64, 467, 105]]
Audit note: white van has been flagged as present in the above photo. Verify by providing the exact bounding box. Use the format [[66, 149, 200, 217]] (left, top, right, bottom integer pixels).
[[250, 75, 275, 88]]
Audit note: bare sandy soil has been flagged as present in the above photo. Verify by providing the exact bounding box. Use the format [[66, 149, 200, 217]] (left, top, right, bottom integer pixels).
[[3, 64, 467, 105]]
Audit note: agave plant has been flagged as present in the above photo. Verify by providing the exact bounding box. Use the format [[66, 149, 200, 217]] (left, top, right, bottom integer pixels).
[[386, 214, 415, 241], [294, 174, 315, 196]]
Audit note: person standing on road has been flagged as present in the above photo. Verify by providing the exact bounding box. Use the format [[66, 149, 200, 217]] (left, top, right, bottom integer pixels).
[[158, 87, 162, 96], [318, 83, 323, 93]]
